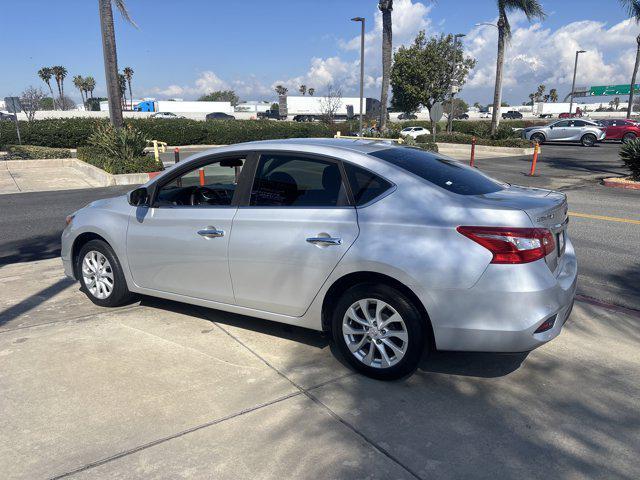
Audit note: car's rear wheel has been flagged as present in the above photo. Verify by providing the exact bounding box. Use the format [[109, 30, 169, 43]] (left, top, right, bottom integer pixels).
[[623, 132, 637, 143], [77, 239, 135, 307], [530, 133, 545, 144], [581, 133, 597, 147], [332, 284, 426, 380]]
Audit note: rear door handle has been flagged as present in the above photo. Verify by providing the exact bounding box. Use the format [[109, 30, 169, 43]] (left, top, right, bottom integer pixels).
[[198, 226, 225, 238], [306, 237, 342, 246]]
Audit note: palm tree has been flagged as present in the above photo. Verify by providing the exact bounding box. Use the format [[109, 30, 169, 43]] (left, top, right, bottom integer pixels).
[[118, 73, 127, 111], [51, 66, 68, 109], [308, 87, 315, 96], [84, 76, 96, 98], [123, 66, 134, 110], [99, 0, 137, 128], [38, 67, 57, 110], [275, 85, 288, 96], [621, 1, 640, 118], [549, 88, 558, 102], [298, 84, 307, 96], [73, 75, 86, 106], [379, 0, 393, 132], [490, 1, 545, 134]]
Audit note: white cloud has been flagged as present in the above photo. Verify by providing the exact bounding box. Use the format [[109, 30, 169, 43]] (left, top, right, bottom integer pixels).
[[150, 70, 229, 98]]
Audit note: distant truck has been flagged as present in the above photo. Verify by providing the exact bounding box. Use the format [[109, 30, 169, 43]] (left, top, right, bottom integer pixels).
[[534, 102, 573, 118], [257, 109, 286, 120], [134, 101, 233, 114], [280, 96, 381, 122]]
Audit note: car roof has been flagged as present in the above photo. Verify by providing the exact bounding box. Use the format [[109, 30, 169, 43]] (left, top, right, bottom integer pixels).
[[224, 137, 401, 154]]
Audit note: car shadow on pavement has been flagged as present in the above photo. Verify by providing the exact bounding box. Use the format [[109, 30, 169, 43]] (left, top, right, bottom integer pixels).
[[0, 232, 62, 266]]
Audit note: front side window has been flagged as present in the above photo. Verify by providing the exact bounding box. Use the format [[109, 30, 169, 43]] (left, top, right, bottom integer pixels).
[[369, 147, 504, 196], [156, 157, 244, 207], [250, 154, 348, 207]]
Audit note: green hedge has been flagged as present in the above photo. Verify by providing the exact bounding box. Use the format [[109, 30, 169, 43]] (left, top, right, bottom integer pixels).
[[77, 146, 161, 174], [415, 142, 439, 153], [5, 145, 72, 159], [0, 118, 343, 149], [417, 133, 533, 148]]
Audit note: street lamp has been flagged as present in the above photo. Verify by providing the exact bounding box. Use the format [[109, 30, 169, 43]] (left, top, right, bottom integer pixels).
[[569, 50, 586, 115], [351, 16, 365, 136], [447, 33, 466, 134]]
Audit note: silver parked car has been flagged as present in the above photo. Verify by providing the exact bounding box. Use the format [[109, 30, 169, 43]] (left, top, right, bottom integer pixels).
[[522, 119, 605, 146], [61, 139, 577, 380]]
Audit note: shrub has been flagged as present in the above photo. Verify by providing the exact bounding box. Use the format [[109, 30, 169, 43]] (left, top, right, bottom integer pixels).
[[425, 132, 533, 148], [5, 145, 72, 159], [415, 142, 439, 153], [77, 146, 161, 174], [88, 122, 147, 161], [619, 139, 640, 180]]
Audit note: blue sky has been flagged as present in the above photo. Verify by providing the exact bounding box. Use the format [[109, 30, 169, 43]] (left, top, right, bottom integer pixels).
[[0, 0, 636, 105]]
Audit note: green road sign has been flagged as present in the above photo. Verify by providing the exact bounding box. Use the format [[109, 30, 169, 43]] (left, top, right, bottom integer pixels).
[[589, 84, 640, 96]]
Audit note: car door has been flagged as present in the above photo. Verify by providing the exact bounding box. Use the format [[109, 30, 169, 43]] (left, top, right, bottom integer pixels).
[[126, 153, 250, 304], [569, 120, 591, 141], [547, 120, 569, 140], [606, 120, 623, 140], [228, 152, 359, 317]]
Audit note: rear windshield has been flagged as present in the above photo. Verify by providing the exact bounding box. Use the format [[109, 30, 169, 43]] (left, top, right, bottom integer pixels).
[[369, 147, 504, 195]]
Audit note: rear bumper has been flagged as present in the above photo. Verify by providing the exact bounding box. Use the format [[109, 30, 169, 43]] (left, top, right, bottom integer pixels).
[[421, 238, 578, 353]]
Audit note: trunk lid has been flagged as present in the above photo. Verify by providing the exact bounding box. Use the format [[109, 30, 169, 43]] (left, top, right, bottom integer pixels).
[[477, 185, 568, 272]]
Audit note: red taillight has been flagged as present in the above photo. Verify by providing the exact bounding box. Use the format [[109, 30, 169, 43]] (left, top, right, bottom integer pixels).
[[457, 226, 555, 264]]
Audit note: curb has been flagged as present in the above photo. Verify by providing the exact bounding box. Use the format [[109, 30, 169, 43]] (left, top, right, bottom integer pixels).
[[436, 143, 534, 157], [602, 177, 640, 190]]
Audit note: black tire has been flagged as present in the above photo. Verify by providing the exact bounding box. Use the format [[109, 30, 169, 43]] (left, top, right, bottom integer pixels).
[[530, 133, 545, 144], [77, 239, 136, 307], [623, 132, 637, 143], [581, 133, 597, 147], [331, 283, 426, 380]]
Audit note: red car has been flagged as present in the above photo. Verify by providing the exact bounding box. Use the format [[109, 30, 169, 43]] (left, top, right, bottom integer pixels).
[[599, 119, 640, 143]]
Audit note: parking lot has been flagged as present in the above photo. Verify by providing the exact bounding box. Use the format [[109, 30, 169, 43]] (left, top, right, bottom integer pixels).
[[1, 141, 639, 479]]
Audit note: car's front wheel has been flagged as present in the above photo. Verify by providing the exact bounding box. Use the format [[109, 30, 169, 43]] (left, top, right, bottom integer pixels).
[[581, 133, 597, 147], [530, 133, 545, 144], [332, 284, 426, 380], [77, 239, 135, 307]]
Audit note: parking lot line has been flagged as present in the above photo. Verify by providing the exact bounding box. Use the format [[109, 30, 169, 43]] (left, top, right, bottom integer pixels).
[[569, 211, 640, 225]]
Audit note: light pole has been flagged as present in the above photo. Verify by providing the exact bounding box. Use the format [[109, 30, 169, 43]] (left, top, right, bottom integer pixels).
[[569, 50, 586, 115], [351, 16, 365, 136], [447, 33, 466, 134]]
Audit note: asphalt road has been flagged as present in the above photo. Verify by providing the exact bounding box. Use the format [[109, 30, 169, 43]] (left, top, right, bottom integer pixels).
[[1, 142, 638, 310]]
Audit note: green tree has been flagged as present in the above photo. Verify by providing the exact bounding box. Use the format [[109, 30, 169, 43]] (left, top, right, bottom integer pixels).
[[51, 66, 68, 109], [443, 98, 469, 118], [73, 75, 86, 105], [534, 84, 545, 102], [123, 66, 134, 109], [473, 101, 482, 110], [549, 88, 558, 102], [38, 67, 57, 110], [198, 90, 240, 106], [390, 31, 476, 135], [308, 87, 315, 96], [379, 0, 393, 132], [99, 0, 137, 128], [84, 76, 96, 98], [621, 1, 640, 118], [274, 85, 288, 96], [298, 84, 307, 95], [118, 73, 127, 110], [490, 0, 545, 134]]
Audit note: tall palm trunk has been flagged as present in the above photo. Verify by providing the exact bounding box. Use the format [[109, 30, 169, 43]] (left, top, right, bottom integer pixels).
[[490, 17, 506, 135], [379, 0, 393, 132], [54, 79, 63, 110], [627, 34, 640, 119], [46, 83, 56, 110], [128, 80, 133, 110], [99, 0, 124, 128]]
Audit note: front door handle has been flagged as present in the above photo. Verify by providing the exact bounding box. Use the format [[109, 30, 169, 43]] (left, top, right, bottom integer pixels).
[[306, 236, 342, 247], [198, 226, 225, 238]]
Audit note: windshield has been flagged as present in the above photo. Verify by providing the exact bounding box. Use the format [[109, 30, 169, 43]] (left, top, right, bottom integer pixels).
[[370, 147, 505, 196]]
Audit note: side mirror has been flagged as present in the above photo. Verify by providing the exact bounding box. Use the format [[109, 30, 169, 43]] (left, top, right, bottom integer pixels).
[[128, 187, 150, 207]]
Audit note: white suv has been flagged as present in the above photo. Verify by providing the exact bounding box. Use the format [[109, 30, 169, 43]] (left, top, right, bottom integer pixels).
[[400, 126, 430, 139]]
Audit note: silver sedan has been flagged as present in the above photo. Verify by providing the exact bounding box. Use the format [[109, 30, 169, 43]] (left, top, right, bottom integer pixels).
[[522, 119, 606, 146], [61, 139, 577, 380]]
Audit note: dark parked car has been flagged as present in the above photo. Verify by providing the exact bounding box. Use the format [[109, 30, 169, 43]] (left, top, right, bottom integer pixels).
[[206, 112, 236, 121], [0, 112, 17, 121], [502, 111, 523, 119], [455, 113, 469, 120], [398, 112, 418, 120], [599, 119, 640, 143]]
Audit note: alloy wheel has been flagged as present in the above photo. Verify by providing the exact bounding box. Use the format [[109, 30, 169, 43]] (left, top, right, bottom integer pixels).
[[82, 250, 114, 299], [342, 298, 409, 369]]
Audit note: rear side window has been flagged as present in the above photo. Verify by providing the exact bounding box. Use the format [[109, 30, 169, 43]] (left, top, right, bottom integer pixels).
[[369, 147, 504, 196], [343, 163, 393, 206]]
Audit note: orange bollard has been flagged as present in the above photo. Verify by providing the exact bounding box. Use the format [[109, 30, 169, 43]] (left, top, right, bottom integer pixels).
[[174, 147, 180, 163], [529, 142, 540, 176], [199, 168, 205, 186], [470, 136, 476, 167]]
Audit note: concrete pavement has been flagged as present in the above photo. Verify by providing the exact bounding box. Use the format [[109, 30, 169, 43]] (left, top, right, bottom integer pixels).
[[1, 258, 639, 479], [0, 160, 102, 194]]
